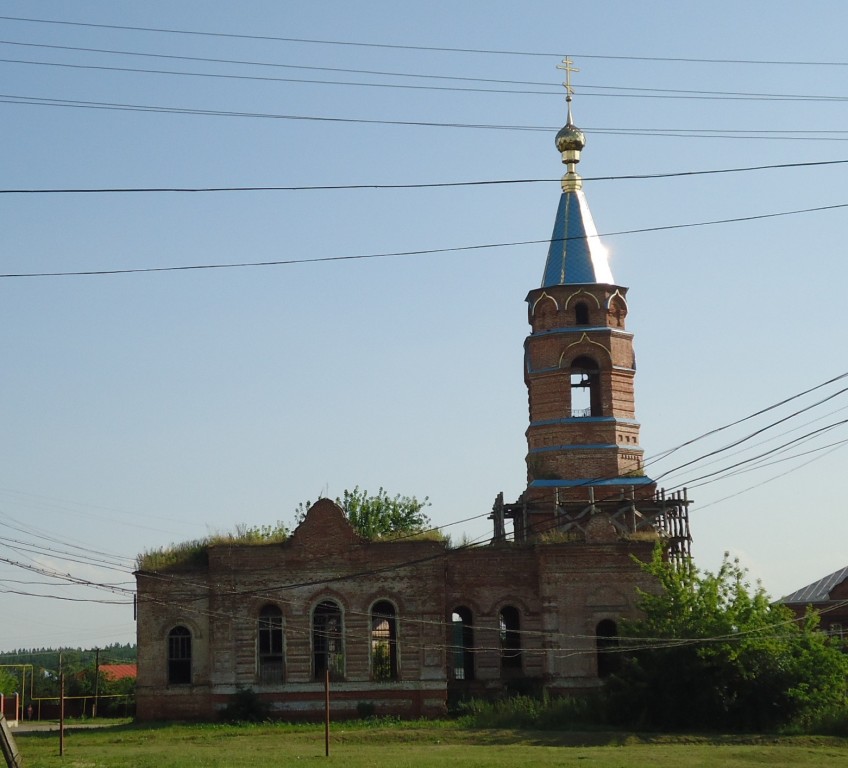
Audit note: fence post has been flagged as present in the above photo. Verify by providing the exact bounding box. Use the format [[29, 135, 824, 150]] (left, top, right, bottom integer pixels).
[[324, 669, 330, 757]]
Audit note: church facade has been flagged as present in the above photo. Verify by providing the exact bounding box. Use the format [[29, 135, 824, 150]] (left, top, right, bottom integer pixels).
[[134, 81, 691, 721]]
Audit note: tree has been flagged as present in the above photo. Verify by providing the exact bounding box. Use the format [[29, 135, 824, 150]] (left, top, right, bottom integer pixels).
[[296, 486, 431, 539], [0, 668, 18, 695], [604, 547, 848, 732]]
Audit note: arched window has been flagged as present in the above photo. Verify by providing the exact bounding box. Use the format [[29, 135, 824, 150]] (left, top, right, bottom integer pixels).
[[596, 619, 619, 678], [371, 600, 398, 681], [534, 297, 557, 331], [451, 607, 475, 681], [607, 295, 627, 328], [499, 606, 522, 672], [258, 605, 284, 684], [575, 301, 590, 325], [167, 626, 192, 685], [313, 601, 344, 681], [569, 355, 601, 417]]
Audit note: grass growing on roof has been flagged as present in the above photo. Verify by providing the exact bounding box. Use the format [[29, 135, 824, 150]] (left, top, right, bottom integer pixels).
[[136, 522, 289, 571]]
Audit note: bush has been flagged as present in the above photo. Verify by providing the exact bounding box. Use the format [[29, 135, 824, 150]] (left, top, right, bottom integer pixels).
[[220, 688, 270, 723], [458, 694, 605, 730], [604, 548, 848, 733]]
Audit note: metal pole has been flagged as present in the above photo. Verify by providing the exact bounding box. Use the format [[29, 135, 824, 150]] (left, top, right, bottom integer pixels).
[[59, 671, 65, 757], [324, 669, 330, 757]]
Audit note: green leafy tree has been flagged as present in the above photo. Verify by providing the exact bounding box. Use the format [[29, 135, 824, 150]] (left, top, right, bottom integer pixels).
[[0, 667, 19, 694], [296, 486, 431, 539], [605, 547, 848, 732]]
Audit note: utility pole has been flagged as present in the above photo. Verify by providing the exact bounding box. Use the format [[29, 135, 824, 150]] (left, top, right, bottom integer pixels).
[[59, 654, 65, 758]]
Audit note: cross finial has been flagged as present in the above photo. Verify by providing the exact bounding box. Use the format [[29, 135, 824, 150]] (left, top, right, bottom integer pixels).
[[557, 56, 579, 100]]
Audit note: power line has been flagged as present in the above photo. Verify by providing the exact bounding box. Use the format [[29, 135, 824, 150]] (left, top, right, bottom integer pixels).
[[3, 158, 848, 195], [645, 371, 848, 468], [3, 15, 848, 67], [653, 385, 848, 484], [694, 442, 848, 511], [0, 57, 558, 96], [5, 39, 848, 103], [0, 92, 555, 130], [8, 55, 848, 102], [3, 201, 847, 279], [7, 93, 848, 140], [656, 400, 848, 482], [4, 374, 846, 649]]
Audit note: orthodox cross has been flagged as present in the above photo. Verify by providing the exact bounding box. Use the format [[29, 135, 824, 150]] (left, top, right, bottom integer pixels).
[[557, 56, 579, 99]]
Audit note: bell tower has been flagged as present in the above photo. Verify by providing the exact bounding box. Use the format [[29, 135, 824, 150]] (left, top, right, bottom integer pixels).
[[491, 60, 691, 556], [524, 63, 651, 504]]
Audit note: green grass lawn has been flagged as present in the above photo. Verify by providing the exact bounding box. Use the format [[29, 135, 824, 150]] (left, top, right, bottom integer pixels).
[[14, 720, 848, 768]]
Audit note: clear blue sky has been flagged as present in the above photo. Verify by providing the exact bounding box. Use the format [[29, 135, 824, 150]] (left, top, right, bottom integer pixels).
[[2, 1, 847, 651]]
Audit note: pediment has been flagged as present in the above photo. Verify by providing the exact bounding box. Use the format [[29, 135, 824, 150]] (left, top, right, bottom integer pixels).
[[290, 498, 362, 552]]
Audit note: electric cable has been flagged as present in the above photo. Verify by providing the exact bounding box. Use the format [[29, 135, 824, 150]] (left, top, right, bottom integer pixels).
[[4, 15, 848, 67], [7, 55, 848, 102], [4, 201, 848, 279], [4, 158, 848, 195], [7, 93, 848, 141], [5, 39, 848, 103]]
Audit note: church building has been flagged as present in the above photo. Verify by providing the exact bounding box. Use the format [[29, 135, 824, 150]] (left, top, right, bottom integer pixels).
[[134, 68, 691, 721]]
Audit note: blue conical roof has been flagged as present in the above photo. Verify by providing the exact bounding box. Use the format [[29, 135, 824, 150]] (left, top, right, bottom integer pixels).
[[541, 189, 614, 287]]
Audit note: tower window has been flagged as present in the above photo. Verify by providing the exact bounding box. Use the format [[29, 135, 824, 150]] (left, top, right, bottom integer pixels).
[[313, 600, 344, 681], [569, 355, 602, 417], [575, 301, 589, 325], [258, 605, 285, 684]]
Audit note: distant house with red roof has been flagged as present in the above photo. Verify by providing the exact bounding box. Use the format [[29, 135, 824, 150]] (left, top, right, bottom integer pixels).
[[99, 664, 137, 682]]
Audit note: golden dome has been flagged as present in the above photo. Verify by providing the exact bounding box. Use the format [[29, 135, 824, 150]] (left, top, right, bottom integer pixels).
[[555, 121, 585, 154]]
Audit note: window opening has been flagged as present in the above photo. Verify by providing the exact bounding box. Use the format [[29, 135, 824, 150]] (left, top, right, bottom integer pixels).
[[596, 619, 619, 678], [258, 605, 284, 684], [499, 606, 522, 671], [168, 626, 192, 685], [570, 355, 601, 417], [371, 600, 398, 681], [451, 607, 475, 681], [313, 601, 344, 681], [575, 301, 589, 325]]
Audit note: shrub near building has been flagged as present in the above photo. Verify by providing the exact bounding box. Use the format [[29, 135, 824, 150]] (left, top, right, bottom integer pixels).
[[604, 548, 848, 733]]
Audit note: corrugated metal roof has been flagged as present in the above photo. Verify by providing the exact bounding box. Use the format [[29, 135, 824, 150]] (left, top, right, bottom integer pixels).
[[541, 190, 614, 287], [780, 565, 848, 604]]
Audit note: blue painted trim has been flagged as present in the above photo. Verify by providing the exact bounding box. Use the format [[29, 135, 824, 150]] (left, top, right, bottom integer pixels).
[[529, 443, 620, 454], [529, 417, 641, 426], [526, 364, 635, 375], [530, 477, 655, 488], [528, 327, 633, 339], [529, 444, 644, 454]]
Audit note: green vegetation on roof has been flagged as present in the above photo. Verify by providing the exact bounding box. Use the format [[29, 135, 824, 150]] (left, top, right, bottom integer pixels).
[[136, 522, 289, 572]]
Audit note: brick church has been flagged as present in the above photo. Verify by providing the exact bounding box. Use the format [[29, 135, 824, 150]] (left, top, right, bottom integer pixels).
[[134, 74, 691, 721]]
